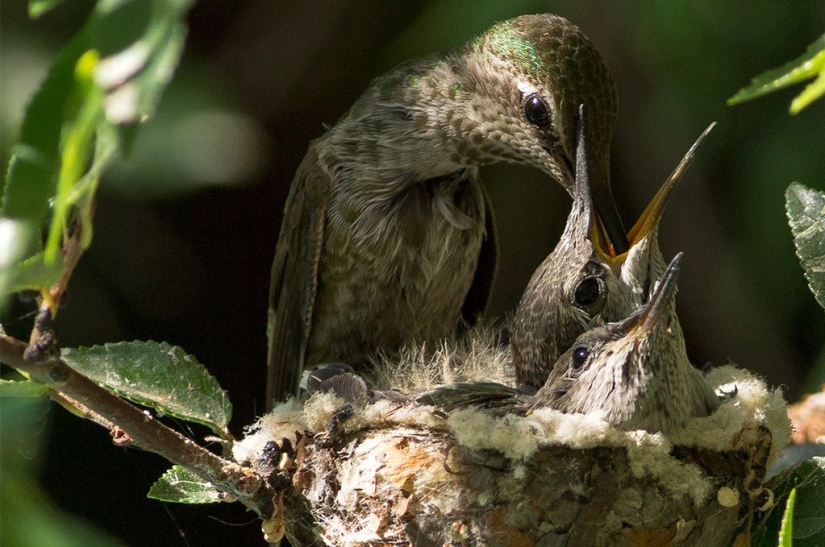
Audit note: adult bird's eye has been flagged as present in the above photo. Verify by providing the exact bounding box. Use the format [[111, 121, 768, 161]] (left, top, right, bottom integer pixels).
[[574, 277, 601, 307], [524, 94, 550, 129], [572, 347, 589, 369]]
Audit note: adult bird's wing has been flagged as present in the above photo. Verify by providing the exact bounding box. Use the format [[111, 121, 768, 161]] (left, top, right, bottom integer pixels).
[[266, 146, 330, 410], [460, 185, 497, 324]]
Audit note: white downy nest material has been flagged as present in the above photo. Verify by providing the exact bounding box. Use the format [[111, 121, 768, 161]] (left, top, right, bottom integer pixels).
[[234, 332, 791, 546]]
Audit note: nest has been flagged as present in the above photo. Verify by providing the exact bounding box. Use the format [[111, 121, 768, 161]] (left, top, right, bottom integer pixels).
[[234, 338, 789, 546]]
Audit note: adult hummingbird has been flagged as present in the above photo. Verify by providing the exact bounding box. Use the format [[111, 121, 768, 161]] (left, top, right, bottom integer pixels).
[[528, 253, 721, 434], [266, 14, 628, 407], [511, 122, 715, 390]]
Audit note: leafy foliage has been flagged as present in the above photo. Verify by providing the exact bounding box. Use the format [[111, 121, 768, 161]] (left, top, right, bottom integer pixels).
[[62, 341, 232, 435], [729, 33, 825, 114], [786, 182, 825, 311], [779, 488, 797, 547], [148, 465, 221, 504], [1, 0, 194, 298], [752, 457, 825, 547]]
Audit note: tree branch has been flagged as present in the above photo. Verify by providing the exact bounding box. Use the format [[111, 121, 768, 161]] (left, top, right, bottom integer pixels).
[[0, 333, 275, 518]]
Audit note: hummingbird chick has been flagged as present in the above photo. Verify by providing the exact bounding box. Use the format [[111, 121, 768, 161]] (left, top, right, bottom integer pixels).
[[267, 14, 628, 406], [511, 121, 715, 390], [528, 254, 721, 434]]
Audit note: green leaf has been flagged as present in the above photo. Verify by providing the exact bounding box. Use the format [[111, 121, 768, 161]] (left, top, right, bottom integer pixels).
[[2, 0, 196, 296], [728, 33, 825, 113], [29, 0, 70, 18], [790, 70, 825, 114], [779, 488, 796, 547], [89, 0, 193, 127], [61, 341, 232, 435], [43, 50, 105, 263], [147, 465, 222, 504], [785, 183, 825, 310], [2, 31, 88, 253], [1, 251, 66, 295], [0, 379, 50, 398], [752, 457, 825, 547]]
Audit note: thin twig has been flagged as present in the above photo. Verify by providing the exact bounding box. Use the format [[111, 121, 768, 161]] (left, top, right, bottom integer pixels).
[[28, 211, 90, 349]]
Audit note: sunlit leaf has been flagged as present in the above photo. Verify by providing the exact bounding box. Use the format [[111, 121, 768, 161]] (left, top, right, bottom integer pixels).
[[786, 183, 825, 310], [790, 70, 825, 114], [62, 341, 232, 435], [728, 33, 825, 113], [2, 32, 87, 254], [90, 0, 193, 128], [148, 465, 221, 504], [44, 49, 105, 263], [2, 0, 196, 297], [779, 488, 796, 547], [1, 251, 65, 295]]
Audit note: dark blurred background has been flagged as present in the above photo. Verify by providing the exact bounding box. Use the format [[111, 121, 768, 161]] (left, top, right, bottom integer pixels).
[[2, 1, 824, 545]]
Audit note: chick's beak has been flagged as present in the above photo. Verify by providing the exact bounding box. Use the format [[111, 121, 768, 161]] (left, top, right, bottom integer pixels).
[[620, 252, 683, 337], [592, 122, 716, 274], [592, 186, 628, 255]]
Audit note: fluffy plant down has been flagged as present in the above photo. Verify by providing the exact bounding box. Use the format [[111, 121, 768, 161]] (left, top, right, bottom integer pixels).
[[234, 329, 791, 546]]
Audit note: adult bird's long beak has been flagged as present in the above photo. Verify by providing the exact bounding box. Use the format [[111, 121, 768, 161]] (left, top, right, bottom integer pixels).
[[592, 122, 716, 273], [571, 105, 629, 256]]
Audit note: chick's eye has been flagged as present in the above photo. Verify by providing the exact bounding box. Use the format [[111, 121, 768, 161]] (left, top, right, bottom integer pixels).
[[524, 94, 550, 128], [574, 277, 601, 307], [572, 347, 589, 369]]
